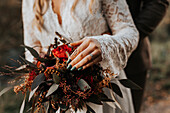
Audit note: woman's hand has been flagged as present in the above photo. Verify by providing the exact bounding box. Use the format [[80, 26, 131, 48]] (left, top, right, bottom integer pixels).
[[66, 38, 102, 71]]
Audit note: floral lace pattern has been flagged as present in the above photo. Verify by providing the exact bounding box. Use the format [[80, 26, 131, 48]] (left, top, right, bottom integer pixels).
[[86, 0, 139, 74]]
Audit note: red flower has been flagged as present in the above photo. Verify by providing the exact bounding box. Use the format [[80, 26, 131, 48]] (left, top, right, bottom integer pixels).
[[28, 70, 37, 81], [52, 45, 72, 59]]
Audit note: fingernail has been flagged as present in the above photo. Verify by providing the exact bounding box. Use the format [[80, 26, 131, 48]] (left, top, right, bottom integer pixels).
[[68, 44, 73, 48], [70, 67, 76, 71], [78, 67, 83, 71], [67, 65, 72, 70], [66, 59, 72, 64]]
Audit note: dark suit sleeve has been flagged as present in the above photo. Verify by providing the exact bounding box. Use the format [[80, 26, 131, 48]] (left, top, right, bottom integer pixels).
[[135, 0, 169, 38]]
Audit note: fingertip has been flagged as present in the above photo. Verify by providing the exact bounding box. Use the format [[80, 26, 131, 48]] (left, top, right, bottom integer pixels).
[[67, 64, 72, 70], [70, 40, 84, 46], [78, 67, 83, 71], [70, 42, 79, 47], [82, 66, 86, 70], [70, 43, 74, 46], [70, 66, 76, 71], [66, 59, 72, 64]]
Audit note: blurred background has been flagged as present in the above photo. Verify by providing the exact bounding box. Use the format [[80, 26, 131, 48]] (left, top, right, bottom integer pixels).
[[0, 0, 169, 113]]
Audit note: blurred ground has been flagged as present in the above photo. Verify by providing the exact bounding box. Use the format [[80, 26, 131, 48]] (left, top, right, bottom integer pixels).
[[0, 0, 170, 113]]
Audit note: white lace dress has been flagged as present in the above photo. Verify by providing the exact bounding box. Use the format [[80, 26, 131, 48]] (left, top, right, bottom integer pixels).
[[22, 0, 139, 113]]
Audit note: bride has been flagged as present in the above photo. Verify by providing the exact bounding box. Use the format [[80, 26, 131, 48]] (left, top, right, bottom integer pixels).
[[22, 0, 139, 112]]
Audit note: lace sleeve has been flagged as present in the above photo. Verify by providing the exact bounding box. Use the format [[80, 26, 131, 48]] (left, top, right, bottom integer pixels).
[[87, 0, 139, 74], [22, 0, 42, 62]]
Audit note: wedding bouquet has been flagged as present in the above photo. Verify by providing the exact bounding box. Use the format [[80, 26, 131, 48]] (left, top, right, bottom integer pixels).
[[0, 34, 141, 113]]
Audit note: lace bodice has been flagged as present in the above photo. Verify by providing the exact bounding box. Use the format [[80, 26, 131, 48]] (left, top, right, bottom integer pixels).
[[22, 0, 139, 75]]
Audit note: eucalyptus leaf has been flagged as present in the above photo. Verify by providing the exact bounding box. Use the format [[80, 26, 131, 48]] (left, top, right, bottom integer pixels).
[[46, 84, 59, 97], [21, 45, 39, 58], [46, 102, 50, 113], [86, 104, 95, 113], [86, 94, 103, 105], [15, 65, 27, 71], [100, 93, 114, 102], [77, 79, 91, 91], [52, 74, 61, 84], [21, 45, 46, 62], [119, 79, 142, 90], [102, 88, 118, 109], [0, 86, 13, 96], [110, 83, 123, 98], [14, 68, 29, 73], [112, 94, 122, 110], [29, 86, 39, 101], [20, 95, 26, 113], [20, 56, 37, 69], [31, 73, 45, 90]]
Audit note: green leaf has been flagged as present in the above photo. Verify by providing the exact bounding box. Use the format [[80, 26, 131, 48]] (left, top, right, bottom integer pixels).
[[86, 104, 95, 113], [20, 56, 37, 69], [31, 73, 45, 90], [112, 94, 122, 110], [21, 45, 46, 62], [46, 102, 50, 113], [15, 65, 27, 70], [14, 65, 29, 73], [100, 93, 114, 102], [77, 79, 91, 91], [20, 95, 26, 113], [52, 74, 61, 84], [119, 79, 142, 90], [103, 88, 122, 110], [86, 94, 103, 105], [29, 86, 39, 101], [46, 84, 59, 97], [21, 45, 39, 58], [0, 86, 13, 96], [110, 83, 123, 98]]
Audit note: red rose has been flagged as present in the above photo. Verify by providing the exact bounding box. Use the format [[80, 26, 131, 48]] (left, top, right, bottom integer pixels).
[[52, 45, 72, 59]]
